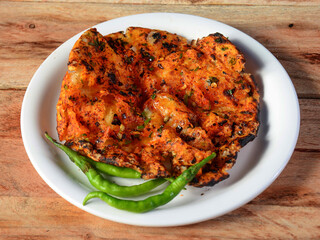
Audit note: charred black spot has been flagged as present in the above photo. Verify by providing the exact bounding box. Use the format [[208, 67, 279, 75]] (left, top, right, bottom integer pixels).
[[212, 32, 223, 38], [111, 114, 121, 125], [81, 60, 93, 71], [108, 73, 117, 84], [205, 174, 229, 187], [119, 91, 127, 96], [158, 63, 164, 69], [239, 134, 256, 147], [211, 33, 226, 44], [65, 141, 74, 147], [183, 135, 196, 142], [95, 122, 100, 127], [160, 79, 166, 86], [176, 125, 183, 133], [197, 52, 203, 58], [191, 158, 196, 164], [152, 32, 161, 40], [96, 76, 103, 85], [100, 155, 119, 165], [125, 56, 134, 64], [190, 177, 199, 184], [219, 120, 227, 126], [68, 96, 77, 101], [211, 54, 216, 60], [162, 42, 178, 52], [225, 159, 233, 164]]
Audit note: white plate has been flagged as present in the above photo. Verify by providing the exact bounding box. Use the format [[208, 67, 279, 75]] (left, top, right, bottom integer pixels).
[[21, 13, 300, 227]]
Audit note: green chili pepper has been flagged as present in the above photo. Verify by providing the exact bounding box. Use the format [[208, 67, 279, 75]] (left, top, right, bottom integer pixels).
[[84, 156, 141, 179], [45, 133, 166, 197], [83, 152, 216, 213]]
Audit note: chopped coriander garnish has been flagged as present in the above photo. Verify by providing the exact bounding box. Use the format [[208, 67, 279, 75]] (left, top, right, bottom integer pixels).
[[229, 58, 236, 66], [157, 125, 164, 133], [137, 125, 145, 130], [151, 93, 156, 99], [144, 118, 151, 125], [183, 90, 194, 106]]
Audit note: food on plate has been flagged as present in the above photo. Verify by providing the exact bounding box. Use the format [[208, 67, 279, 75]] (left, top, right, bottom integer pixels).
[[45, 133, 166, 197], [83, 153, 216, 213], [46, 132, 216, 212], [56, 27, 260, 187]]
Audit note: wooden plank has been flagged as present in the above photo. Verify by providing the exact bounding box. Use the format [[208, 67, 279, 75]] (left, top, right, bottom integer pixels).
[[1, 81, 320, 237], [0, 3, 319, 97], [5, 0, 320, 6], [0, 147, 319, 239]]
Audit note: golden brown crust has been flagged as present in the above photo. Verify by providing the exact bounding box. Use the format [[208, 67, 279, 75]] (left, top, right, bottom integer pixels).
[[56, 27, 260, 187]]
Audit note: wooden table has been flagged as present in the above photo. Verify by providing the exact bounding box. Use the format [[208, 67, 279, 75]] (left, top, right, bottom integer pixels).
[[1, 0, 319, 239]]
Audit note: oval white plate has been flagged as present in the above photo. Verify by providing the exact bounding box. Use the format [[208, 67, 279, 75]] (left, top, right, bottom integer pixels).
[[21, 13, 300, 227]]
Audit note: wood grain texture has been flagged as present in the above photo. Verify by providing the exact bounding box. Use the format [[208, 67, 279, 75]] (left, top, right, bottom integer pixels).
[[6, 0, 320, 6], [1, 88, 319, 238], [0, 2, 319, 98], [1, 0, 320, 238]]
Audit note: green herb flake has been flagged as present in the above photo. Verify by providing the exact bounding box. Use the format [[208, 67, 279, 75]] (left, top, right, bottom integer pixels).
[[221, 47, 229, 51], [157, 125, 164, 133], [144, 118, 151, 125], [124, 140, 132, 145], [64, 84, 68, 90], [137, 125, 145, 130], [194, 66, 200, 71], [183, 90, 194, 106], [226, 89, 234, 96], [179, 53, 183, 59], [215, 38, 222, 43], [151, 93, 156, 99], [141, 110, 147, 119], [88, 38, 105, 51], [229, 58, 236, 66]]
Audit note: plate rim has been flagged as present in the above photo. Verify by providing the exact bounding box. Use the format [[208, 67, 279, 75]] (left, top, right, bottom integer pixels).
[[20, 12, 300, 227]]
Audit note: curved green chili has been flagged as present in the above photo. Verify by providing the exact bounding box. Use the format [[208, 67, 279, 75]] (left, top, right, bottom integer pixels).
[[45, 133, 166, 197], [83, 152, 216, 213], [83, 155, 141, 179]]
